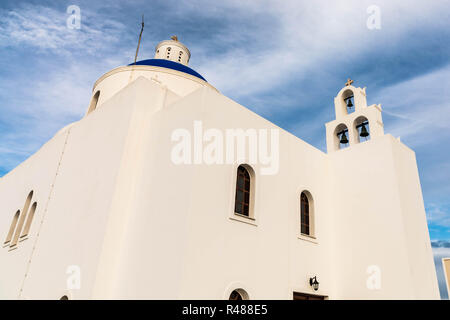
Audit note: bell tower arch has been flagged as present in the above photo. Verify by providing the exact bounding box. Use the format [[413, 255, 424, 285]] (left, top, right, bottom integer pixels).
[[325, 79, 384, 152]]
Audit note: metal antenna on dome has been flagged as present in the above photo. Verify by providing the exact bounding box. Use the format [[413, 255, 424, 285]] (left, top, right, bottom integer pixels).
[[134, 15, 145, 65]]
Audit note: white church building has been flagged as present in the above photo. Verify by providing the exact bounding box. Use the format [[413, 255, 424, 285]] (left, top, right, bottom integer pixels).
[[0, 37, 440, 300]]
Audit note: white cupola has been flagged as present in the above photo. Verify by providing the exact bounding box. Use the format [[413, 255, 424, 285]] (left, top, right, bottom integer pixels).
[[154, 35, 191, 66]]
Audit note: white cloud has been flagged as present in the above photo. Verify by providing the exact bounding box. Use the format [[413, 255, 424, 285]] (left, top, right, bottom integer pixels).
[[0, 4, 134, 170], [0, 4, 126, 55], [427, 204, 450, 229], [373, 65, 450, 147], [191, 0, 450, 101]]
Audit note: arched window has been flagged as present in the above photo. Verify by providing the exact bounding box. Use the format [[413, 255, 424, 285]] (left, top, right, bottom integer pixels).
[[10, 190, 33, 247], [300, 191, 314, 237], [300, 192, 310, 235], [178, 51, 183, 62], [4, 210, 20, 245], [229, 289, 249, 300], [166, 47, 171, 58], [60, 295, 69, 300], [21, 202, 37, 238], [87, 91, 100, 114], [234, 165, 251, 217]]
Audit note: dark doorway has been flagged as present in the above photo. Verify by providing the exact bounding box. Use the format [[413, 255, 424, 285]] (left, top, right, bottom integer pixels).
[[293, 292, 326, 300]]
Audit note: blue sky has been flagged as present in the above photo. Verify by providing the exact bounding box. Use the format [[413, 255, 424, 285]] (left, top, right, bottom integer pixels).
[[0, 0, 449, 298]]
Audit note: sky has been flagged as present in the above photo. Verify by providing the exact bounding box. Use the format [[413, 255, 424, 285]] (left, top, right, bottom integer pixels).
[[0, 0, 449, 298]]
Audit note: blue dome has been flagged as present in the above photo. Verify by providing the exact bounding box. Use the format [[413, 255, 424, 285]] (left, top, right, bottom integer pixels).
[[128, 59, 206, 82]]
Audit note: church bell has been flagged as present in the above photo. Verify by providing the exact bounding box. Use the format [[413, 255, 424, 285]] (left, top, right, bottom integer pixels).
[[339, 131, 349, 144], [346, 97, 354, 109], [360, 123, 369, 138]]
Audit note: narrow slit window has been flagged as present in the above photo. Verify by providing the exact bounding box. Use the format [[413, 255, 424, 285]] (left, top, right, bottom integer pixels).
[[21, 202, 37, 238], [87, 91, 100, 114], [10, 190, 33, 247], [4, 210, 20, 245]]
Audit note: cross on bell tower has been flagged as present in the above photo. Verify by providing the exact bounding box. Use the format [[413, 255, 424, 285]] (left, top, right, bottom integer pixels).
[[324, 80, 385, 153]]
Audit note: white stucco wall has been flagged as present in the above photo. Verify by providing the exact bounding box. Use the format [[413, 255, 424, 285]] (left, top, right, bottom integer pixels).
[[106, 84, 332, 299], [0, 65, 439, 299], [328, 135, 439, 299]]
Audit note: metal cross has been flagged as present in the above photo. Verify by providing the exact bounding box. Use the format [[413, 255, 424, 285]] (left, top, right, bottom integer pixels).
[[345, 78, 354, 86]]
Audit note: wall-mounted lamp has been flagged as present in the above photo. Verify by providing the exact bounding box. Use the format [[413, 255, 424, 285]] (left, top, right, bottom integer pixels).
[[309, 276, 319, 291]]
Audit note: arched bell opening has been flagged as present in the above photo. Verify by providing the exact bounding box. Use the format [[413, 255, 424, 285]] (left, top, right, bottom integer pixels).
[[342, 89, 355, 114], [354, 116, 370, 143], [334, 123, 350, 150]]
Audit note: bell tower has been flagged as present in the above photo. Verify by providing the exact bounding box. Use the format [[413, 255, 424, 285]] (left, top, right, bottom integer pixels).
[[325, 79, 384, 153]]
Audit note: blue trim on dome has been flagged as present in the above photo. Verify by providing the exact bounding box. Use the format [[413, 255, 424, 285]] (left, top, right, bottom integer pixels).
[[128, 59, 206, 82]]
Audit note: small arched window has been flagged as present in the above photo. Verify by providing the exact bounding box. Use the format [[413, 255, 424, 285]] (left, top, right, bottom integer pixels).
[[4, 210, 20, 245], [60, 295, 69, 300], [234, 165, 251, 217], [21, 202, 37, 238], [229, 289, 249, 300], [300, 192, 312, 236], [87, 91, 100, 114]]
